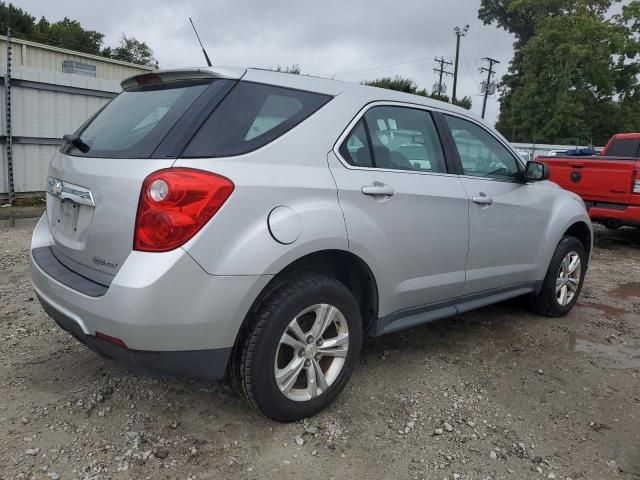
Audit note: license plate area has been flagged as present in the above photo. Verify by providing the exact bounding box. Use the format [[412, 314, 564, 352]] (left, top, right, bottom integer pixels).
[[47, 195, 95, 248], [46, 177, 96, 247], [59, 199, 81, 235]]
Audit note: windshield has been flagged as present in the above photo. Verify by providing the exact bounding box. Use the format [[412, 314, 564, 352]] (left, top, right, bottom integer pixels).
[[63, 79, 216, 158]]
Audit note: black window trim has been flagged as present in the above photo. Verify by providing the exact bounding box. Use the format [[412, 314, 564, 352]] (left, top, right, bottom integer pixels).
[[333, 101, 457, 176], [361, 117, 377, 168], [178, 80, 334, 159], [152, 78, 238, 158], [439, 110, 526, 184]]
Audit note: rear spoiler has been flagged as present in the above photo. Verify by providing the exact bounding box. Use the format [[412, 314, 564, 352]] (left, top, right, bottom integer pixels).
[[121, 67, 246, 90]]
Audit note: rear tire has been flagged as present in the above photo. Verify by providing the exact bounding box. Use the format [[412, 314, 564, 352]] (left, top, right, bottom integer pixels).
[[231, 273, 362, 422], [528, 236, 587, 317]]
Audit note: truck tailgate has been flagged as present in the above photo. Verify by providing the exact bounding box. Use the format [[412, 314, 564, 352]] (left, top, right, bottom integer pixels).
[[539, 156, 637, 205]]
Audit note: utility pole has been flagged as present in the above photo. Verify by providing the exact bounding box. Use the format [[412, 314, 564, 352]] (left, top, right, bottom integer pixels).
[[433, 57, 453, 97], [480, 57, 500, 120], [452, 25, 469, 104]]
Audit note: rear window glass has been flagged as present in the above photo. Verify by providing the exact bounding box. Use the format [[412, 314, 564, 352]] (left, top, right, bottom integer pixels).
[[182, 82, 332, 157], [605, 138, 640, 158], [63, 80, 219, 158]]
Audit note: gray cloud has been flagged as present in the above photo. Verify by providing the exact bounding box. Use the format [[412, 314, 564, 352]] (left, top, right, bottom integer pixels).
[[19, 0, 515, 123]]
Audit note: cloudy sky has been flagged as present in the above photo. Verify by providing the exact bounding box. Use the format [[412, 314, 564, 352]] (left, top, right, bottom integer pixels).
[[19, 0, 515, 124]]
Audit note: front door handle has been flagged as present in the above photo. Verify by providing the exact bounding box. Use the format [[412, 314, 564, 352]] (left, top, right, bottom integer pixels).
[[472, 194, 494, 206], [362, 182, 395, 197]]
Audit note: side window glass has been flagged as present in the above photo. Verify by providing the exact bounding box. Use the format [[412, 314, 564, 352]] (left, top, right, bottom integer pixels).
[[183, 82, 331, 157], [339, 120, 373, 167], [364, 106, 446, 173], [445, 115, 519, 180], [245, 94, 302, 140]]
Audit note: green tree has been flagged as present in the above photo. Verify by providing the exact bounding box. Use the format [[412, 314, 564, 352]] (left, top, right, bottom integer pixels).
[[0, 2, 154, 66], [46, 17, 104, 55], [105, 35, 155, 66], [508, 9, 629, 144], [479, 0, 640, 143], [0, 2, 36, 37], [363, 76, 473, 110], [614, 1, 640, 131]]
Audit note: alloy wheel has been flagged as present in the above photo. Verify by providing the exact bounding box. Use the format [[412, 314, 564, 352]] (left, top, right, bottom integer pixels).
[[274, 304, 349, 402], [556, 251, 581, 306]]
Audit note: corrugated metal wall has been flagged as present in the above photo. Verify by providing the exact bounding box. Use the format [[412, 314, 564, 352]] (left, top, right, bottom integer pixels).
[[0, 35, 152, 82], [1, 36, 153, 196], [1, 77, 111, 192], [11, 80, 109, 138]]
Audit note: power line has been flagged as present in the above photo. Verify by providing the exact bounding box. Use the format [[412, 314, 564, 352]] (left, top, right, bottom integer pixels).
[[460, 47, 482, 92], [480, 57, 500, 119], [332, 56, 432, 77], [433, 56, 453, 96]]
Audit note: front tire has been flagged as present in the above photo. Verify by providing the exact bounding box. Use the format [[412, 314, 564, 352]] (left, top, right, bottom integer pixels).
[[231, 273, 362, 422], [528, 236, 587, 317]]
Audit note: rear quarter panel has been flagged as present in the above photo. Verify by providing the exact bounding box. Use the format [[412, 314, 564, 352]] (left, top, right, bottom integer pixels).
[[174, 93, 365, 276], [176, 157, 348, 275]]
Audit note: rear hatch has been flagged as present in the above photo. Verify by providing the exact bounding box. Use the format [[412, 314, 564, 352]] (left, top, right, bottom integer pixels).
[[539, 156, 637, 205], [46, 69, 243, 284]]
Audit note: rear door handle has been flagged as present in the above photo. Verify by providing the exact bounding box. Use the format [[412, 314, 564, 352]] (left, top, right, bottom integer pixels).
[[362, 183, 395, 197], [472, 194, 494, 206]]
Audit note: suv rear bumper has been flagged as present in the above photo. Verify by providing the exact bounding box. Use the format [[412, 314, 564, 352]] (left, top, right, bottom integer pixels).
[[30, 214, 271, 380], [37, 292, 232, 380]]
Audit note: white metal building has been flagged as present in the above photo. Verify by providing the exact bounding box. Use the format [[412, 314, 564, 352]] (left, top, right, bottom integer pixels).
[[0, 35, 154, 199]]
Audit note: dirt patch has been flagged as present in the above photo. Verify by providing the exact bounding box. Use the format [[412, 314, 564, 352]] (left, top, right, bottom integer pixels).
[[572, 336, 640, 369], [0, 218, 639, 480], [581, 301, 629, 317], [611, 282, 640, 300]]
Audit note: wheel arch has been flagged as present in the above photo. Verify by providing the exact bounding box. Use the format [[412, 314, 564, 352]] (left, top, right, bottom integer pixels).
[[235, 249, 379, 349], [563, 221, 592, 260], [537, 188, 593, 280]]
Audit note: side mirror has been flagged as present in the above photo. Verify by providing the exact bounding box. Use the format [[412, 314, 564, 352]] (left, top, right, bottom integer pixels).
[[525, 161, 550, 182]]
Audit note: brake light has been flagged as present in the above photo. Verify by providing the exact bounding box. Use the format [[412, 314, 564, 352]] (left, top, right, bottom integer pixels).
[[134, 73, 163, 86], [633, 169, 640, 194], [134, 168, 234, 252], [96, 331, 127, 348]]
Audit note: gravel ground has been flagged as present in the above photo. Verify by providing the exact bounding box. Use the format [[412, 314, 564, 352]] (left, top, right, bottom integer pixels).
[[1, 209, 639, 480]]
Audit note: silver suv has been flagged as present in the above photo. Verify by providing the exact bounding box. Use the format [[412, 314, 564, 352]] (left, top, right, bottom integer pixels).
[[31, 68, 592, 421]]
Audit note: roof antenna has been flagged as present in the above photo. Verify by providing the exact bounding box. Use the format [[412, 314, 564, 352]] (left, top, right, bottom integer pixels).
[[189, 17, 213, 67]]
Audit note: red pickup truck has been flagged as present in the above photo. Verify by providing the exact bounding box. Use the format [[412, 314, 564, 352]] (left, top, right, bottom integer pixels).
[[537, 133, 640, 229]]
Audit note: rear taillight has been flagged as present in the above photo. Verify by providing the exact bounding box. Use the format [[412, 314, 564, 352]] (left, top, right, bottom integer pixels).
[[134, 168, 234, 252], [633, 169, 640, 194], [96, 331, 127, 348]]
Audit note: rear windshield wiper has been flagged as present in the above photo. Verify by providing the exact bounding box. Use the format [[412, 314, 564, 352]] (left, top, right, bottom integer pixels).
[[63, 134, 91, 153]]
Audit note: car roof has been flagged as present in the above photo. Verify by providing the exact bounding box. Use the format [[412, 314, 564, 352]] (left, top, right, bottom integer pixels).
[[242, 68, 478, 117], [122, 66, 483, 123]]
